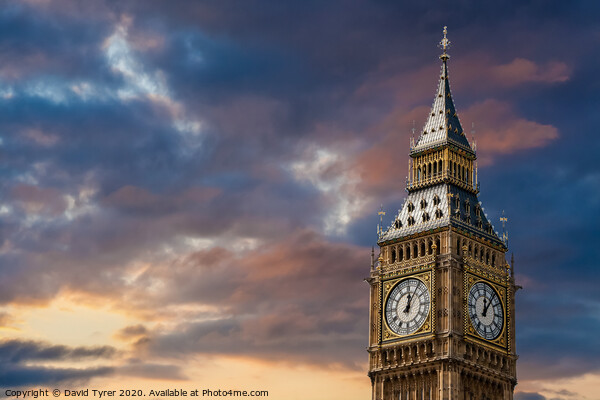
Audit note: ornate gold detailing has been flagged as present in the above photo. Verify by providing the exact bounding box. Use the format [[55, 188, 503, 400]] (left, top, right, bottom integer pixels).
[[463, 270, 509, 352], [380, 271, 435, 342], [463, 254, 509, 281], [382, 254, 436, 274], [439, 26, 451, 60]]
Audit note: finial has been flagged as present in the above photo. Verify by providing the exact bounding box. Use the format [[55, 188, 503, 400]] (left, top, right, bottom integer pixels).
[[500, 211, 509, 247], [439, 26, 451, 61], [377, 205, 386, 237], [471, 122, 477, 151]]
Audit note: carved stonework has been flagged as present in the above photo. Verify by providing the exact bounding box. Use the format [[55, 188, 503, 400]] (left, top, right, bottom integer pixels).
[[366, 28, 517, 400]]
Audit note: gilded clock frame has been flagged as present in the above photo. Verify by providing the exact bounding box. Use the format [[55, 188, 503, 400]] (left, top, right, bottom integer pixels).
[[381, 269, 435, 342], [463, 267, 509, 352]]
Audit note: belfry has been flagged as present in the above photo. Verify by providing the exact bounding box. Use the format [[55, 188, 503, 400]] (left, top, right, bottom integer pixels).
[[366, 27, 518, 399]]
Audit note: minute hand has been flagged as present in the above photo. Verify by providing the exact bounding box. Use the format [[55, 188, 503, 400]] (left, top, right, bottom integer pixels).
[[482, 298, 492, 317], [404, 288, 417, 313]]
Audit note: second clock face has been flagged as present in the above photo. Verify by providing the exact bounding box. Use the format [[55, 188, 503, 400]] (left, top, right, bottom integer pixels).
[[385, 278, 430, 336], [468, 281, 504, 340]]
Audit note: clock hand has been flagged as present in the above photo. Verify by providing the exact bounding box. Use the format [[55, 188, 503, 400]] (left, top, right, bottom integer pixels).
[[403, 293, 412, 313], [482, 298, 492, 317], [404, 287, 418, 313]]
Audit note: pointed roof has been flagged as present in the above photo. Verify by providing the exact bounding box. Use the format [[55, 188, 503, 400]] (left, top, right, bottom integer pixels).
[[411, 30, 474, 156], [377, 27, 505, 249], [378, 183, 505, 249]]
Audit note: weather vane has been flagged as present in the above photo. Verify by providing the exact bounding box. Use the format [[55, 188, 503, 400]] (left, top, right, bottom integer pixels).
[[439, 26, 451, 60]]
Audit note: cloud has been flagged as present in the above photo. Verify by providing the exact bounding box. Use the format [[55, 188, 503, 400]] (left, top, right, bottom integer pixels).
[[0, 339, 116, 363], [289, 146, 366, 235], [114, 325, 149, 341], [102, 185, 221, 216], [10, 184, 68, 216], [0, 339, 116, 386], [515, 393, 546, 400], [461, 99, 559, 165], [354, 56, 570, 110], [0, 365, 113, 387], [126, 229, 369, 368], [118, 361, 186, 381], [491, 58, 570, 86]]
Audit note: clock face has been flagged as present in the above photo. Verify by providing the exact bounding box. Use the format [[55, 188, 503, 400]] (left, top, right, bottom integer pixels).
[[468, 281, 504, 340], [385, 278, 430, 336]]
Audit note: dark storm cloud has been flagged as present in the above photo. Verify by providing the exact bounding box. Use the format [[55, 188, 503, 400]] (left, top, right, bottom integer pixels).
[[0, 340, 116, 386], [0, 2, 113, 82], [515, 393, 546, 400], [0, 365, 113, 387], [0, 339, 116, 363]]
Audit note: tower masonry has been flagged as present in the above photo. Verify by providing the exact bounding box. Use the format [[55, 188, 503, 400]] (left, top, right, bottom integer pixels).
[[366, 27, 518, 400]]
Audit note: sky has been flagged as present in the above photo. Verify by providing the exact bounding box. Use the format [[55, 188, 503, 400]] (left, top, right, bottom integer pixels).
[[0, 0, 599, 399]]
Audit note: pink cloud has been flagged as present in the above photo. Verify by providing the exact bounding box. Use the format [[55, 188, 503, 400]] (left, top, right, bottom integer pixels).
[[21, 128, 60, 147], [11, 184, 68, 216], [103, 185, 221, 213], [353, 55, 570, 109], [462, 99, 559, 165], [491, 58, 570, 85]]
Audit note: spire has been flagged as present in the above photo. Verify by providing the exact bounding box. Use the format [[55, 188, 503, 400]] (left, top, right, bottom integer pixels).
[[411, 27, 474, 155], [378, 27, 506, 249]]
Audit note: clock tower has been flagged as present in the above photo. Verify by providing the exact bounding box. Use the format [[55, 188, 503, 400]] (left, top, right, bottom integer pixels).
[[366, 28, 518, 399]]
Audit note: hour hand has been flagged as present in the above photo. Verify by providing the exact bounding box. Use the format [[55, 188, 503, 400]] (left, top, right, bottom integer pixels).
[[403, 294, 412, 313]]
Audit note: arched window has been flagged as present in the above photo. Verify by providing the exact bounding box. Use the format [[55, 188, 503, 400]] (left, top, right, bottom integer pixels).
[[420, 199, 427, 209], [391, 249, 396, 263], [428, 240, 433, 255], [420, 241, 425, 256], [436, 238, 441, 255], [399, 248, 404, 261], [422, 212, 430, 222], [407, 202, 415, 213], [406, 246, 411, 259], [433, 195, 440, 206], [394, 219, 402, 229], [407, 216, 415, 226]]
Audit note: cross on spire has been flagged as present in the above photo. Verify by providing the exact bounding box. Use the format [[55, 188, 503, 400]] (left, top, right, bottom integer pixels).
[[439, 26, 451, 61]]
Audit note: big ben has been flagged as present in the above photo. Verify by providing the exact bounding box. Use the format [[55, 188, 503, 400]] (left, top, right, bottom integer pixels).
[[366, 28, 518, 399]]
